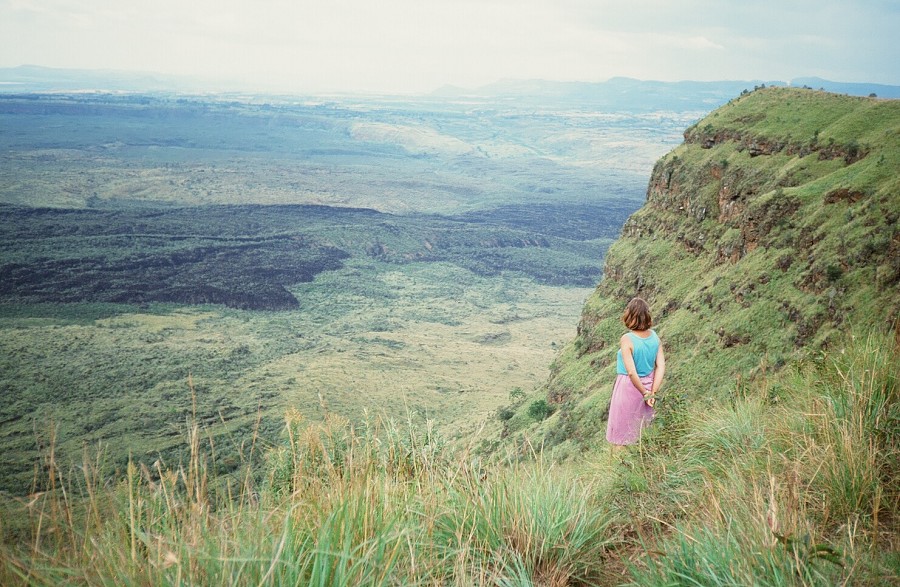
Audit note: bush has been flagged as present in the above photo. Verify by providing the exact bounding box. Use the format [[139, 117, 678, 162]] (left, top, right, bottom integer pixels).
[[497, 406, 516, 421], [527, 399, 552, 421], [826, 264, 843, 282]]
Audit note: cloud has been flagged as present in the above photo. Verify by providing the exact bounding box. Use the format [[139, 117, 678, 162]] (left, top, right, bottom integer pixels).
[[681, 36, 723, 51]]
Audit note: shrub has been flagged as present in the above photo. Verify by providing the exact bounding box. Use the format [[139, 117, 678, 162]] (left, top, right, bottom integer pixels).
[[527, 399, 552, 421], [826, 264, 843, 282], [497, 406, 516, 421]]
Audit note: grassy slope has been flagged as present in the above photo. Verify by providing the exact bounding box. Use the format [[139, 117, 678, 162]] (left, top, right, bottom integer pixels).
[[509, 88, 899, 455], [481, 87, 900, 584]]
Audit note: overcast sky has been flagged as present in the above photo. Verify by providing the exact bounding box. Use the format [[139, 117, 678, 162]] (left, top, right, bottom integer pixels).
[[1, 0, 897, 94]]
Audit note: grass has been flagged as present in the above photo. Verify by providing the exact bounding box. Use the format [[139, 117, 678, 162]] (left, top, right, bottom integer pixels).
[[0, 404, 616, 586], [1, 326, 895, 585], [624, 327, 899, 586]]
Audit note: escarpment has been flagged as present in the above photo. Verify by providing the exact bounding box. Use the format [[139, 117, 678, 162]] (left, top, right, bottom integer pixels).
[[515, 87, 900, 451]]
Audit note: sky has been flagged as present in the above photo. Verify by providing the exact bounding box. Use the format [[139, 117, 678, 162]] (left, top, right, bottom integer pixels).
[[1, 0, 898, 94]]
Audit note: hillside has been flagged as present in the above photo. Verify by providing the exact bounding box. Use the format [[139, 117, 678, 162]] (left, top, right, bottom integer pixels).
[[512, 87, 900, 452]]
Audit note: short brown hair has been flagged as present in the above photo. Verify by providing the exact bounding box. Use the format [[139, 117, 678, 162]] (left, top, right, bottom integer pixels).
[[622, 297, 652, 330]]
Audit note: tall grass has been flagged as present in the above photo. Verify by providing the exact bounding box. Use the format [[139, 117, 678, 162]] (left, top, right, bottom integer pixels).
[[801, 331, 899, 529], [0, 406, 614, 586], [3, 328, 895, 586], [432, 462, 614, 586], [627, 328, 899, 586]]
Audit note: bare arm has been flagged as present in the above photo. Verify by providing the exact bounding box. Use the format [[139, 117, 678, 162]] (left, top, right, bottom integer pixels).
[[650, 342, 666, 396]]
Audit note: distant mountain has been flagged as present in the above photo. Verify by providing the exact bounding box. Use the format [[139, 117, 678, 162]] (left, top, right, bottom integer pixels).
[[790, 76, 900, 98], [0, 64, 234, 94], [432, 77, 900, 111], [3, 65, 898, 108]]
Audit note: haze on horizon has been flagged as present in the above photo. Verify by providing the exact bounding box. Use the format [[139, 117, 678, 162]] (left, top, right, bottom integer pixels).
[[1, 0, 898, 95]]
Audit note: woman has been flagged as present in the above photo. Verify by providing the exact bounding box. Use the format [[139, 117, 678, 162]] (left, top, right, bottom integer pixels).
[[606, 297, 666, 446]]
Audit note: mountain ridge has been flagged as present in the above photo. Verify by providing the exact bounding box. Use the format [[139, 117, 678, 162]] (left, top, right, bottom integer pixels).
[[3, 65, 899, 102]]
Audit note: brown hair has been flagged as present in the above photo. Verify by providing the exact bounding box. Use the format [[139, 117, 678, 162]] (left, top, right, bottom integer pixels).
[[622, 297, 652, 331]]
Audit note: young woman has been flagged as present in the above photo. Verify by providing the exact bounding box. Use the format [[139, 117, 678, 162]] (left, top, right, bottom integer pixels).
[[606, 297, 666, 446]]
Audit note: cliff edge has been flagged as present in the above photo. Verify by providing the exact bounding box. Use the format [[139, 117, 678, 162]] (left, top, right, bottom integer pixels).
[[514, 87, 900, 451]]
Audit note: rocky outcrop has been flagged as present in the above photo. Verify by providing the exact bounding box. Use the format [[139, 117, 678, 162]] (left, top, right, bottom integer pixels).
[[686, 127, 868, 164]]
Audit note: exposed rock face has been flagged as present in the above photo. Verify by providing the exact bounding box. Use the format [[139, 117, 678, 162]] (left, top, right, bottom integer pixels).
[[686, 127, 868, 164], [536, 88, 900, 449]]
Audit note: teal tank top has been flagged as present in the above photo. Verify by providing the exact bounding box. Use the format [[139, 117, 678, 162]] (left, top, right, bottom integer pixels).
[[616, 330, 659, 377]]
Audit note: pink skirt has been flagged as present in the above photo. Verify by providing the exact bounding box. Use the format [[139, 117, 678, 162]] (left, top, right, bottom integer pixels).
[[606, 373, 655, 445]]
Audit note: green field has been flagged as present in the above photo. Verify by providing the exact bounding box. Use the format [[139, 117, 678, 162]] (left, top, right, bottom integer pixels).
[[0, 259, 591, 494], [0, 200, 618, 494]]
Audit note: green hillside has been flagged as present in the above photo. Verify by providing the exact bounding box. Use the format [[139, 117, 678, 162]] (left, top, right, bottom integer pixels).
[[514, 87, 899, 453]]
